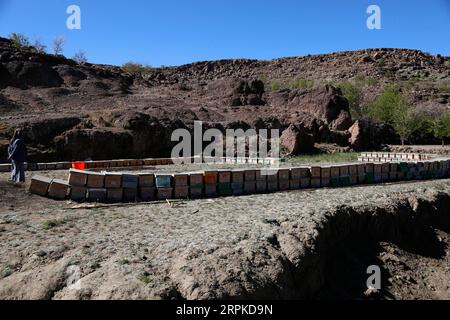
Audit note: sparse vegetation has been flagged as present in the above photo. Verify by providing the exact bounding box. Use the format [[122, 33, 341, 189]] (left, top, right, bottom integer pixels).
[[52, 36, 65, 55], [42, 218, 66, 230], [9, 33, 30, 48], [73, 50, 87, 64], [270, 80, 280, 91], [288, 78, 314, 90], [287, 152, 359, 164], [32, 39, 47, 54], [121, 62, 153, 74]]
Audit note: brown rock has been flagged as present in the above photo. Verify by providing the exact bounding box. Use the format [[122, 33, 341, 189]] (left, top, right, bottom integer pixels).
[[280, 124, 314, 156]]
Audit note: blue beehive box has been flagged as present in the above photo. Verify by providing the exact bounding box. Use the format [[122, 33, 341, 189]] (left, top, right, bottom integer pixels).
[[122, 174, 138, 188], [155, 174, 172, 188]]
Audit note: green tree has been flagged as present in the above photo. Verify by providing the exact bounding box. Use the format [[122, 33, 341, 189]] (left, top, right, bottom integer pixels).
[[432, 113, 450, 146], [369, 87, 418, 145], [9, 33, 30, 48], [338, 81, 363, 119]]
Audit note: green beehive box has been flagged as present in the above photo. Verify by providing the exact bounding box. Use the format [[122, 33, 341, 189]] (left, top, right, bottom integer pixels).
[[339, 176, 350, 187], [330, 177, 340, 188], [366, 172, 375, 184], [217, 183, 233, 196]]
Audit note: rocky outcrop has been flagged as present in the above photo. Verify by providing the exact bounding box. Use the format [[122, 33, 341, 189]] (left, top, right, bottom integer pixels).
[[280, 124, 315, 155], [348, 119, 399, 151], [207, 78, 265, 106]]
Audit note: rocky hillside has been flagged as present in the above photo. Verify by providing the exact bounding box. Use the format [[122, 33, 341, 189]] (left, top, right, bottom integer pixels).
[[0, 36, 449, 162]]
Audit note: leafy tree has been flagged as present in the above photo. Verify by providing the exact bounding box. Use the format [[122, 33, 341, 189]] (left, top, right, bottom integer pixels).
[[369, 87, 418, 145], [73, 50, 87, 64], [9, 33, 30, 48], [53, 36, 65, 55], [338, 81, 363, 119], [432, 113, 450, 146]]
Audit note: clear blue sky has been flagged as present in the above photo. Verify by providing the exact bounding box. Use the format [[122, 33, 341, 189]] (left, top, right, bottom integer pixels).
[[0, 0, 449, 67]]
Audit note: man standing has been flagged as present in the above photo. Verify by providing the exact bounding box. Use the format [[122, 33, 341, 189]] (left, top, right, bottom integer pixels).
[[8, 129, 27, 184]]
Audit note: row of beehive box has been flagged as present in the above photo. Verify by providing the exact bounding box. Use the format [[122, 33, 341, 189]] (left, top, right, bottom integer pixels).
[[0, 158, 178, 173], [0, 157, 282, 172], [358, 152, 435, 162], [29, 160, 450, 202]]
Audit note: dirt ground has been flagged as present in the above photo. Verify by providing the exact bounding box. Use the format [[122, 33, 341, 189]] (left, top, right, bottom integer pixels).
[[0, 167, 449, 300]]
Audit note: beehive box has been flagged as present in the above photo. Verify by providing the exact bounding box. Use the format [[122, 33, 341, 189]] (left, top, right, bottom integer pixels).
[[70, 186, 87, 202], [204, 184, 217, 196], [311, 178, 321, 188], [189, 173, 204, 187], [121, 174, 139, 189], [244, 170, 256, 182], [190, 186, 203, 198], [29, 176, 52, 196], [87, 172, 105, 188], [357, 164, 366, 175], [278, 180, 290, 191], [310, 167, 321, 178], [217, 183, 233, 196], [339, 165, 349, 176], [321, 167, 331, 179], [48, 179, 70, 200], [267, 181, 279, 192], [138, 173, 155, 187], [266, 169, 279, 182], [204, 171, 218, 185], [87, 188, 107, 202], [0, 164, 11, 172], [255, 169, 268, 181], [330, 166, 340, 178], [173, 173, 189, 186], [218, 170, 231, 183], [157, 188, 173, 200], [278, 169, 290, 181], [256, 181, 267, 193], [68, 169, 88, 187], [300, 178, 311, 188], [123, 188, 138, 202], [321, 177, 330, 187], [107, 188, 123, 202], [231, 170, 245, 183], [174, 186, 189, 199], [155, 174, 172, 188], [139, 187, 155, 201], [244, 181, 256, 193], [289, 179, 300, 190]]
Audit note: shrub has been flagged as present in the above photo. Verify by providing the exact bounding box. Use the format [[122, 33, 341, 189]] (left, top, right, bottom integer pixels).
[[9, 33, 30, 48], [337, 81, 363, 119], [121, 62, 152, 74], [73, 50, 88, 64], [270, 80, 280, 91]]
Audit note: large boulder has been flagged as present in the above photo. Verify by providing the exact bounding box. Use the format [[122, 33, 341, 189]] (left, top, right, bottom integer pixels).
[[286, 85, 351, 127], [280, 124, 314, 156], [55, 128, 133, 161], [3, 61, 63, 88], [207, 78, 265, 106], [348, 119, 399, 151]]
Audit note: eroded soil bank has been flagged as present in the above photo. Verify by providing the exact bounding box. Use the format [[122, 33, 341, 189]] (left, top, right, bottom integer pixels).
[[0, 170, 449, 300]]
